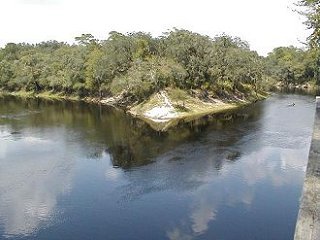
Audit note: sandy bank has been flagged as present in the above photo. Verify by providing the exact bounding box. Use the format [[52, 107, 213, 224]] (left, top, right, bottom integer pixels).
[[127, 89, 266, 131], [1, 89, 267, 131]]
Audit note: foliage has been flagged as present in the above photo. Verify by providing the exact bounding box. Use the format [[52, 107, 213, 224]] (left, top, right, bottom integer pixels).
[[298, 0, 320, 85], [0, 29, 317, 101], [298, 0, 320, 47], [265, 46, 319, 85]]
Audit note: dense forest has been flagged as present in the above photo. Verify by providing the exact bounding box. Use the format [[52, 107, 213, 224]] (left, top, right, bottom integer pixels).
[[0, 30, 266, 102], [0, 1, 319, 103]]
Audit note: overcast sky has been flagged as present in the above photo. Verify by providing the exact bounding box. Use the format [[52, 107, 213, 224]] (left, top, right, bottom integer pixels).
[[0, 0, 311, 56]]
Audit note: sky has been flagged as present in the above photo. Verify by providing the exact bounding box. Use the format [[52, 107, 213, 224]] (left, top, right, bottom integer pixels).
[[0, 0, 311, 56]]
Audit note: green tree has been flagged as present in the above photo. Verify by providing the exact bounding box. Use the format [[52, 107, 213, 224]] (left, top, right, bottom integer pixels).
[[0, 29, 268, 99], [75, 34, 98, 46], [163, 29, 213, 89], [299, 0, 320, 85], [265, 47, 307, 85]]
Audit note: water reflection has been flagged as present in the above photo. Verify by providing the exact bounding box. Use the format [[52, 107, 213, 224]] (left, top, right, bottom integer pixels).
[[164, 146, 309, 240], [0, 94, 316, 239], [0, 128, 76, 237], [109, 94, 313, 239]]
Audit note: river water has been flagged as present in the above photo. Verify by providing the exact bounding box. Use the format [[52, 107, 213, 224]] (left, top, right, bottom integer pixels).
[[0, 93, 317, 240]]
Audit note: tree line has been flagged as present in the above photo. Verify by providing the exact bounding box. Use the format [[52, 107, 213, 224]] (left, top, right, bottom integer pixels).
[[0, 28, 319, 102]]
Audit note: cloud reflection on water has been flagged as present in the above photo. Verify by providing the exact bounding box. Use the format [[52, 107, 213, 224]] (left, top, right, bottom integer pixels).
[[165, 144, 308, 239], [0, 129, 75, 237]]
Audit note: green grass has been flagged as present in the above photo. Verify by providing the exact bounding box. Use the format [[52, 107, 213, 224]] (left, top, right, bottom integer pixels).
[[166, 88, 189, 102]]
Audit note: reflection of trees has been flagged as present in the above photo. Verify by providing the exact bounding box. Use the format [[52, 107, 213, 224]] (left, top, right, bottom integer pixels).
[[109, 102, 264, 169], [0, 96, 264, 170], [0, 95, 313, 239], [111, 104, 265, 203], [164, 146, 307, 240]]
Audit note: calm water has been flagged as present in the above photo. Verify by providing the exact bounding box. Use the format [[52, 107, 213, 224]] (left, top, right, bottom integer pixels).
[[0, 94, 316, 240]]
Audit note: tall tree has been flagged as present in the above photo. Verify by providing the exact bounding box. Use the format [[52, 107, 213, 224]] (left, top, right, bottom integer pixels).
[[299, 0, 320, 84]]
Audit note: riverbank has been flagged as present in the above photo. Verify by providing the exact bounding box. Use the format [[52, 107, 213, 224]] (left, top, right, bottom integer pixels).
[[0, 90, 80, 101], [128, 88, 267, 131], [0, 88, 267, 131], [274, 81, 319, 92]]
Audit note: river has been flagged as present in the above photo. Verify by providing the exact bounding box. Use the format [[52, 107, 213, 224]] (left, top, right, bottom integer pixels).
[[0, 93, 317, 240]]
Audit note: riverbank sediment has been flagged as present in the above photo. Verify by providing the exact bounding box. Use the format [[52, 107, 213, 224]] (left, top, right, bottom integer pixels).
[[128, 89, 267, 131], [0, 89, 267, 131]]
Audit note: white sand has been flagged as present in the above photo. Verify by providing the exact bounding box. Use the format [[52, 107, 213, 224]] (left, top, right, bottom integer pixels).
[[144, 91, 178, 122]]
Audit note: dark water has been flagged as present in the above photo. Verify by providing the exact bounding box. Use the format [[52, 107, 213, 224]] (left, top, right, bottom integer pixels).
[[0, 93, 316, 240]]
